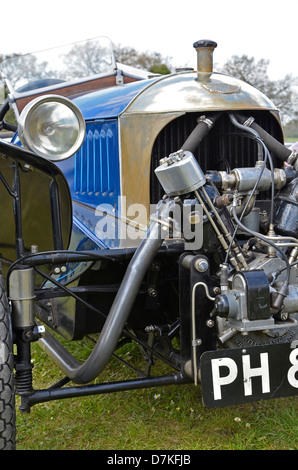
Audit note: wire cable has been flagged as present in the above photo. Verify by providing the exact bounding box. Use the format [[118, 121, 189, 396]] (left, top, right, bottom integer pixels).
[[224, 115, 276, 264]]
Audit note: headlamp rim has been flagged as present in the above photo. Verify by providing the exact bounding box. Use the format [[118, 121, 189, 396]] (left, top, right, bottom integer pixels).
[[18, 94, 86, 161]]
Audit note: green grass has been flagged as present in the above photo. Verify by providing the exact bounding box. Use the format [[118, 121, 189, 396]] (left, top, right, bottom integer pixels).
[[15, 338, 298, 450]]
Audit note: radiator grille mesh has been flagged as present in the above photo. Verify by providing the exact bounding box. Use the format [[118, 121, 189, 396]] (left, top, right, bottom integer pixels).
[[150, 111, 283, 203]]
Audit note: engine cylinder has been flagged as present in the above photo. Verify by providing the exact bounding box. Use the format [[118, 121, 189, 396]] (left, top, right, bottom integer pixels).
[[274, 176, 298, 238]]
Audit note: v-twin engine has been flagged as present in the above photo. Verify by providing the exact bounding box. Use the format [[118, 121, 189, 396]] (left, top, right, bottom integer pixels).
[[154, 112, 298, 349]]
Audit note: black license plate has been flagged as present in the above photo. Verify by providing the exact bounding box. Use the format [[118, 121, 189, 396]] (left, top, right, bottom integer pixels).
[[200, 342, 298, 407]]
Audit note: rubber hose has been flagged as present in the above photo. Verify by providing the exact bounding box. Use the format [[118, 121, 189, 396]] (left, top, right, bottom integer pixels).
[[182, 113, 221, 153], [235, 113, 291, 162]]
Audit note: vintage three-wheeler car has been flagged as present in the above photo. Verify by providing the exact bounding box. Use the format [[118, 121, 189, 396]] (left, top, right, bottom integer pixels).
[[0, 37, 297, 449]]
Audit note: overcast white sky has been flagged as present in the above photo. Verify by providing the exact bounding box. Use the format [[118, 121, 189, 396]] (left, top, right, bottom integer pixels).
[[2, 0, 298, 80]]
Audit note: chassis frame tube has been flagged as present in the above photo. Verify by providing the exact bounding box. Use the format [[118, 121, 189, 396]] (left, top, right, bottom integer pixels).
[[20, 372, 190, 410]]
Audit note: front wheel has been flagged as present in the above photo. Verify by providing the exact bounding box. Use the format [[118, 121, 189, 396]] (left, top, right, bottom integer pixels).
[[0, 272, 16, 450]]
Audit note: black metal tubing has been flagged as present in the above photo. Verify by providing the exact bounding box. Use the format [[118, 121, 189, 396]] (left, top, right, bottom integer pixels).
[[0, 170, 16, 198], [6, 243, 184, 287], [12, 162, 24, 258], [18, 248, 137, 267], [20, 372, 191, 410], [13, 243, 184, 268], [49, 179, 63, 250], [34, 284, 123, 300], [0, 98, 10, 122]]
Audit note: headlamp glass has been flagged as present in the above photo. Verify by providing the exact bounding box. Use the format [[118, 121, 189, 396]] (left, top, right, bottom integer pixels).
[[18, 95, 85, 161]]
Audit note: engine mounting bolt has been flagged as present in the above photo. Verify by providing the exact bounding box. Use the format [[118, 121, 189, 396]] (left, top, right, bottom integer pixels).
[[192, 338, 202, 346], [213, 287, 221, 294], [206, 319, 214, 328], [148, 287, 158, 297], [194, 258, 208, 272]]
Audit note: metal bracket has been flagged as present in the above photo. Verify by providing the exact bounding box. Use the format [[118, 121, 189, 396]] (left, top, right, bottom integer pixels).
[[179, 253, 217, 383], [116, 70, 124, 85]]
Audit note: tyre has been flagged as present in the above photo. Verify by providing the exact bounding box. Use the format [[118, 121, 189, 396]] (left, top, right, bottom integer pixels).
[[0, 272, 16, 450]]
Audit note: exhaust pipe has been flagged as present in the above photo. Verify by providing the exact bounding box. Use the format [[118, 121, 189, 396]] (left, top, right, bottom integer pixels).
[[38, 198, 175, 384]]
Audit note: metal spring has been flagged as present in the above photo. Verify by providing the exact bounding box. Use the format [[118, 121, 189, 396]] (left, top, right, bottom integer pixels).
[[15, 369, 33, 395]]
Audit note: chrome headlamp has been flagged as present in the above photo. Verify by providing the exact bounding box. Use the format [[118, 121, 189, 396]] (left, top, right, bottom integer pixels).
[[18, 95, 85, 161]]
